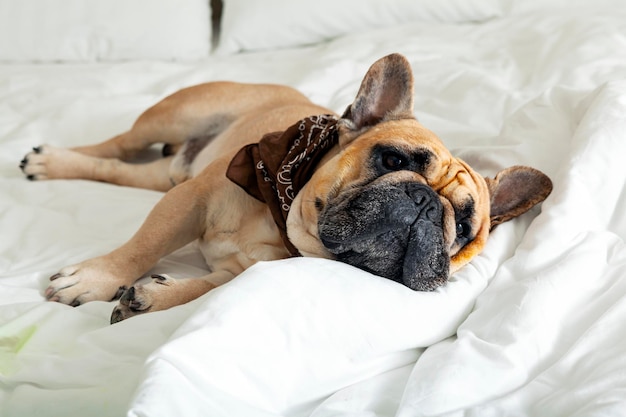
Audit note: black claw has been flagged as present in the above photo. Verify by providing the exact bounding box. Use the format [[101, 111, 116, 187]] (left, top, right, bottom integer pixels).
[[110, 308, 123, 325], [120, 286, 145, 311], [27, 175, 35, 181], [33, 146, 41, 154], [162, 143, 174, 157], [112, 286, 128, 301], [70, 299, 81, 307], [120, 286, 135, 305]]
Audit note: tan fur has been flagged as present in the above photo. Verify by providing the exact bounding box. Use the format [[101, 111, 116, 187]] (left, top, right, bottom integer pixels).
[[20, 54, 552, 323]]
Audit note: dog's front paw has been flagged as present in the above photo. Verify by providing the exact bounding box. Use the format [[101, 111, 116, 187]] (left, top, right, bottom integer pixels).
[[20, 145, 89, 181], [110, 274, 176, 324], [45, 260, 130, 307]]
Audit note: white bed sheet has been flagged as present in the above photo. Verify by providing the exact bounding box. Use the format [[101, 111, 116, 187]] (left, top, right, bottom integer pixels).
[[2, 8, 626, 417]]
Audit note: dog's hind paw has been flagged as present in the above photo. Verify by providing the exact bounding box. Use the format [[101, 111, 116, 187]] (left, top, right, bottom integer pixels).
[[19, 145, 91, 181], [20, 145, 48, 180]]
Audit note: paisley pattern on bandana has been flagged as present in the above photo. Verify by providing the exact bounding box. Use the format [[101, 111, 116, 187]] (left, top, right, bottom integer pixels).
[[226, 114, 339, 256]]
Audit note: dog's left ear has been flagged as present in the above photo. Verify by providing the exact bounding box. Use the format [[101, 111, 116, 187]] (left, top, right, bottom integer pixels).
[[339, 53, 415, 144], [486, 166, 553, 229]]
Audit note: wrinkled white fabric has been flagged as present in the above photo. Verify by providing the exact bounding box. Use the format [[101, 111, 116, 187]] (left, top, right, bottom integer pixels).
[[2, 7, 626, 417]]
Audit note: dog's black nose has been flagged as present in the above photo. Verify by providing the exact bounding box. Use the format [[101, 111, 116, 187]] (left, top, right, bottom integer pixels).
[[402, 183, 444, 223]]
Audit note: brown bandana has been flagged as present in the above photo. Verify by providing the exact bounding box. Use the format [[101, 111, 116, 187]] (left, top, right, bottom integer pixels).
[[226, 114, 339, 256]]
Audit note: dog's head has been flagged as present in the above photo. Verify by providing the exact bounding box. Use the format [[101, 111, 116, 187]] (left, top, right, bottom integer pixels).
[[287, 53, 552, 291]]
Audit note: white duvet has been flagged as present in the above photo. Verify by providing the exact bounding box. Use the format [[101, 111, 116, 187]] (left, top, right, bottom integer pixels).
[[2, 6, 626, 417]]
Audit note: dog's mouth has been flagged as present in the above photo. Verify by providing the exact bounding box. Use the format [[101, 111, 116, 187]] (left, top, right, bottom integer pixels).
[[317, 181, 449, 291]]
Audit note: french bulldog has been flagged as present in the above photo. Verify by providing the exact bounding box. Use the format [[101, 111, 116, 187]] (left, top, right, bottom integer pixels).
[[19, 53, 552, 323]]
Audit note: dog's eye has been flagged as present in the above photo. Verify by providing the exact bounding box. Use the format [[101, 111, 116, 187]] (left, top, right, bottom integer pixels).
[[382, 151, 407, 170], [456, 222, 471, 239]]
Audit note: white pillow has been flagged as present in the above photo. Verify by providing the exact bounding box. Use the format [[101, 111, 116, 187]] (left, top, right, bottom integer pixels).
[[505, 0, 624, 14], [216, 0, 503, 54], [0, 0, 211, 62]]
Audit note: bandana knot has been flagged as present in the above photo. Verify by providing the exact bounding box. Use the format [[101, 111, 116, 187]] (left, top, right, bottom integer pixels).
[[226, 114, 339, 256]]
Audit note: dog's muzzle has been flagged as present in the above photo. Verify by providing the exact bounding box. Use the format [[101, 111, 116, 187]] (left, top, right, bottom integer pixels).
[[318, 182, 449, 291]]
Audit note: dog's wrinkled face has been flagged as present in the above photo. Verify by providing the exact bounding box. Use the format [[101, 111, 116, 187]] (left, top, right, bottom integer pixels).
[[292, 120, 491, 291], [316, 122, 491, 290], [286, 54, 552, 291]]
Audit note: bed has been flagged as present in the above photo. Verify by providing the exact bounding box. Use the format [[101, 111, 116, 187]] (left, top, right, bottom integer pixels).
[[2, 1, 626, 416]]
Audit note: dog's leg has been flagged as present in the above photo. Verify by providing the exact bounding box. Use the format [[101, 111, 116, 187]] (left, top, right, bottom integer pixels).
[[20, 82, 319, 190], [20, 84, 238, 188], [21, 145, 175, 191], [45, 178, 210, 305], [19, 109, 201, 190], [69, 131, 156, 161]]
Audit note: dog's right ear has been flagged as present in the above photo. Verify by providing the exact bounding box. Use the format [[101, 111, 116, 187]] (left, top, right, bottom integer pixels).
[[486, 166, 553, 229], [339, 53, 415, 145]]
